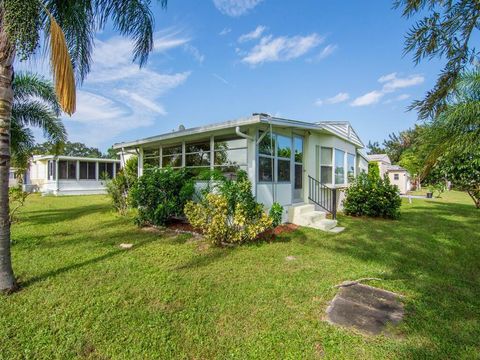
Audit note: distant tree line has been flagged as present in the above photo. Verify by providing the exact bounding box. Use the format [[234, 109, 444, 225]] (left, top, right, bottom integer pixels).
[[32, 141, 118, 159]]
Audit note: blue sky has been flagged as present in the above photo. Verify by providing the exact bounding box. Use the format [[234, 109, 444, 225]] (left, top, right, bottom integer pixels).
[[22, 0, 443, 151]]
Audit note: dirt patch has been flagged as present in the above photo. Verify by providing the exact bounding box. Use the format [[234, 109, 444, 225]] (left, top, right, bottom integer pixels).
[[273, 223, 298, 235]]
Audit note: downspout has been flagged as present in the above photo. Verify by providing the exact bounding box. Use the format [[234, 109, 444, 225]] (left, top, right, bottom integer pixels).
[[235, 126, 254, 141]]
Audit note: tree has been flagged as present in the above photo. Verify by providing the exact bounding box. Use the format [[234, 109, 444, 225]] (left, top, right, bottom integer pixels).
[[11, 72, 66, 178], [366, 141, 384, 155], [395, 0, 480, 119], [0, 0, 167, 292]]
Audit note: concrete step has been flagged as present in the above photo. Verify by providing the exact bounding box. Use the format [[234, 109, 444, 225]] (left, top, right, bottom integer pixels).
[[310, 219, 338, 231], [303, 211, 327, 224], [288, 204, 340, 232]]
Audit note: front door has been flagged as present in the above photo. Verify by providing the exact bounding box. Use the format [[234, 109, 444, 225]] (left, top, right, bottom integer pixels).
[[292, 136, 304, 203]]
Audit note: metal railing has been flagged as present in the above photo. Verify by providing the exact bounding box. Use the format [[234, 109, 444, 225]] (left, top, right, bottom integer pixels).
[[308, 175, 337, 219]]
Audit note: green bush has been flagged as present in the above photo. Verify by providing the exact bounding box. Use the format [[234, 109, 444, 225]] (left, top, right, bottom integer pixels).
[[343, 172, 402, 219], [269, 202, 283, 227], [368, 162, 380, 180], [130, 167, 194, 226], [184, 170, 273, 245], [105, 156, 138, 215]]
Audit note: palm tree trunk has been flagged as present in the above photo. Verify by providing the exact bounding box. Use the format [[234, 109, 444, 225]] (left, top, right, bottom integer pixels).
[[0, 28, 16, 292]]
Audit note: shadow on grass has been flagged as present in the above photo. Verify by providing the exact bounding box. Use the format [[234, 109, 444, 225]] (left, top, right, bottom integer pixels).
[[309, 200, 480, 358]]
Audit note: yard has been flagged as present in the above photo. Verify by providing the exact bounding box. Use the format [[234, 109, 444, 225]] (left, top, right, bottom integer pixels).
[[1, 192, 479, 359]]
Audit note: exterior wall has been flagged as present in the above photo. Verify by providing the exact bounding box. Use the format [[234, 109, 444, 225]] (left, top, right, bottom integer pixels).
[[388, 171, 410, 194], [357, 156, 369, 174]]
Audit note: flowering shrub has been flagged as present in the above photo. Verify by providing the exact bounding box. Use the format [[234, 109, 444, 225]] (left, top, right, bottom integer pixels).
[[343, 172, 402, 219], [184, 170, 273, 245]]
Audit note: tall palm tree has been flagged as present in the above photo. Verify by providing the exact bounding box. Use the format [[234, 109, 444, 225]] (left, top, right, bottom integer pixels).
[[11, 72, 67, 177], [0, 0, 167, 292]]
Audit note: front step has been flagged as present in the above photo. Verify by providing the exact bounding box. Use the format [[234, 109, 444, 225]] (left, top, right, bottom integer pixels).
[[288, 204, 341, 232]]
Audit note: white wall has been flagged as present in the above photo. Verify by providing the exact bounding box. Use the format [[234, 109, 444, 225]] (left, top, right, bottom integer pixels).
[[388, 171, 410, 194]]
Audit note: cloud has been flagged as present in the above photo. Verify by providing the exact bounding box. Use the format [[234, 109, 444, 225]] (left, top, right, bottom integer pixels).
[[311, 44, 337, 61], [379, 72, 424, 92], [219, 27, 231, 36], [212, 73, 229, 85], [315, 92, 349, 106], [384, 93, 411, 104], [241, 33, 322, 65], [183, 44, 205, 63], [213, 0, 263, 16], [350, 90, 384, 107], [238, 25, 267, 42], [351, 72, 424, 107]]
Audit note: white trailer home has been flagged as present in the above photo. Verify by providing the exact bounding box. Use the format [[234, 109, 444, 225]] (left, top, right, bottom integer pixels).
[[113, 114, 367, 231], [27, 155, 120, 195]]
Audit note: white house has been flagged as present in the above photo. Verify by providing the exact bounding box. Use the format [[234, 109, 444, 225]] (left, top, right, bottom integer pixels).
[[113, 113, 367, 231], [367, 154, 411, 194], [26, 155, 120, 195]]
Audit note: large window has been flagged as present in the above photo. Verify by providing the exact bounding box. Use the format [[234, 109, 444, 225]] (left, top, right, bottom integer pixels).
[[294, 137, 303, 190], [214, 136, 247, 177], [347, 153, 355, 182], [144, 148, 160, 168], [258, 131, 275, 182], [335, 149, 345, 185], [320, 147, 333, 184], [161, 144, 182, 168], [185, 140, 210, 175], [277, 135, 291, 182], [99, 162, 114, 179], [58, 160, 77, 180], [80, 161, 97, 180]]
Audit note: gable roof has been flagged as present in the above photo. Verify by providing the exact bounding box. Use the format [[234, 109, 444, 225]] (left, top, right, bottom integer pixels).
[[113, 114, 365, 149], [367, 154, 391, 164], [386, 164, 408, 172]]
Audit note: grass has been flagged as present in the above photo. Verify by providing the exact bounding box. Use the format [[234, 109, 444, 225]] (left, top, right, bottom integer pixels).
[[1, 191, 479, 359]]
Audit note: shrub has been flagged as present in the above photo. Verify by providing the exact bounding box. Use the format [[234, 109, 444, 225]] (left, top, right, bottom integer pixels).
[[368, 162, 380, 180], [130, 167, 195, 226], [428, 182, 446, 198], [9, 185, 30, 223], [269, 202, 283, 227], [105, 156, 138, 215], [343, 172, 402, 219], [184, 170, 273, 245]]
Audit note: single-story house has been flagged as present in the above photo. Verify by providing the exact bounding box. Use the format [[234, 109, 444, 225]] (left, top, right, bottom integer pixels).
[[367, 154, 411, 194], [25, 155, 120, 195], [113, 113, 367, 231]]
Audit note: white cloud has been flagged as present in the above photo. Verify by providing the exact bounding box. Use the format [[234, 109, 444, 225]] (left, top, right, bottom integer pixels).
[[350, 72, 424, 107], [213, 0, 263, 16], [242, 33, 322, 65], [238, 25, 267, 42], [315, 92, 349, 106], [219, 28, 231, 36], [183, 44, 205, 63], [350, 90, 384, 107], [317, 44, 337, 60], [212, 73, 229, 85], [379, 72, 424, 92]]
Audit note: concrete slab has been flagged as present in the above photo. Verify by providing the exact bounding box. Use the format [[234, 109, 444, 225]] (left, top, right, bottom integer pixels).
[[326, 283, 404, 335]]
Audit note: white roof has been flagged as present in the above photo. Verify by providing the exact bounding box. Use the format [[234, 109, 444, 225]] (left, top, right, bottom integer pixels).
[[113, 114, 365, 149], [33, 155, 120, 162], [367, 154, 391, 164], [386, 164, 408, 172]]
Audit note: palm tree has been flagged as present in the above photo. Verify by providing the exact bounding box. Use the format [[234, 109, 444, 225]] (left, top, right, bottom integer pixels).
[[11, 72, 67, 178], [0, 0, 167, 292]]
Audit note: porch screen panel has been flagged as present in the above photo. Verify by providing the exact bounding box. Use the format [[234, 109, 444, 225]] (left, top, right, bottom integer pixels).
[[185, 139, 211, 176], [99, 162, 115, 179], [162, 144, 182, 168], [347, 153, 355, 182], [320, 147, 333, 184], [80, 161, 97, 180], [335, 149, 345, 185], [214, 136, 247, 178], [143, 148, 160, 168]]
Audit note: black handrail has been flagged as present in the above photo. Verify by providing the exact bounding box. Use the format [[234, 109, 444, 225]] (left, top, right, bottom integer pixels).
[[307, 175, 337, 219]]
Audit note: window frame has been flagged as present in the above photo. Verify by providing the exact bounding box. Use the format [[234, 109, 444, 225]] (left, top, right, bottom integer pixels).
[[58, 160, 77, 180], [319, 147, 333, 185]]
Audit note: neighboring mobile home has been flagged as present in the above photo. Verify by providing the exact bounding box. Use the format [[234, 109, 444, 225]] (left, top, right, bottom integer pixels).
[[114, 114, 367, 229], [26, 155, 120, 195], [367, 154, 411, 194]]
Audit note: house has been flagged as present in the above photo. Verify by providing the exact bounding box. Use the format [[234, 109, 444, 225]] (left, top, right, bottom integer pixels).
[[367, 154, 411, 194], [113, 113, 367, 231], [25, 155, 120, 195]]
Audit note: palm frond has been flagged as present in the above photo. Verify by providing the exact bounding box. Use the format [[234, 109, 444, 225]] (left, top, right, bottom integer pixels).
[[13, 72, 61, 115], [46, 11, 76, 115], [10, 121, 35, 171], [12, 100, 67, 144]]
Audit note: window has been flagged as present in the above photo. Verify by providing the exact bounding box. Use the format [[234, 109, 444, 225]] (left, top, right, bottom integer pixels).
[[277, 135, 291, 182], [347, 153, 355, 182], [394, 173, 399, 180], [162, 144, 182, 168], [335, 149, 345, 185], [48, 160, 56, 180], [58, 160, 77, 180], [79, 161, 96, 180], [214, 136, 247, 177], [185, 140, 210, 167], [143, 148, 160, 168], [99, 162, 114, 179], [294, 137, 303, 190], [320, 147, 333, 184], [258, 131, 275, 182]]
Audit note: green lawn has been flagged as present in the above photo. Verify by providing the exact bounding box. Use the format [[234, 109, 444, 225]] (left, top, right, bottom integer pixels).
[[1, 191, 479, 359]]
